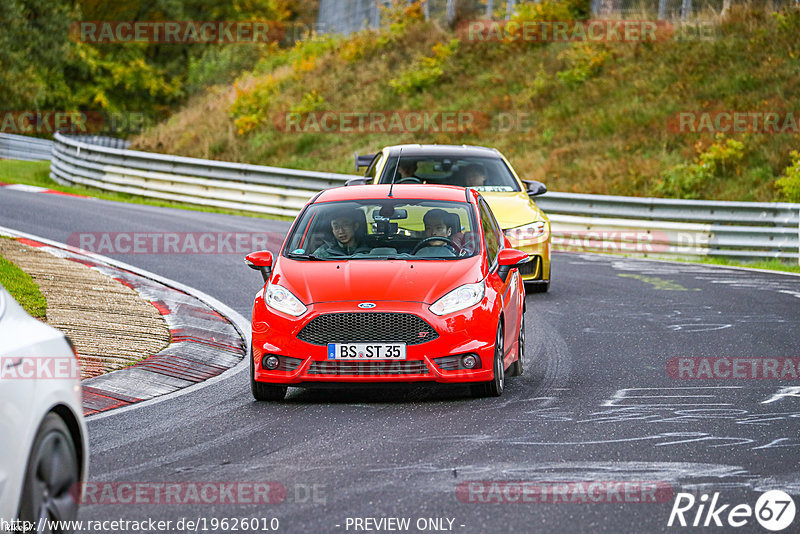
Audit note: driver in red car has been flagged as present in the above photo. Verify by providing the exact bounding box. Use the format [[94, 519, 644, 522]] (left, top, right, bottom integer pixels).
[[423, 209, 453, 244], [313, 209, 370, 258], [421, 209, 457, 255]]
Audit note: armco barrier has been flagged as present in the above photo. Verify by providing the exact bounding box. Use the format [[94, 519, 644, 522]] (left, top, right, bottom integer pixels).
[[36, 133, 800, 262], [50, 133, 355, 218], [0, 133, 54, 161], [1, 133, 129, 162], [537, 195, 800, 261]]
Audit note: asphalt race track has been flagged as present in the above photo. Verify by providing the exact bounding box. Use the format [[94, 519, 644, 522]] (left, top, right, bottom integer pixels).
[[2, 189, 799, 533]]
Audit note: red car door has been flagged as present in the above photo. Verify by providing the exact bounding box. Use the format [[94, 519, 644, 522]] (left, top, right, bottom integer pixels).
[[477, 197, 518, 368]]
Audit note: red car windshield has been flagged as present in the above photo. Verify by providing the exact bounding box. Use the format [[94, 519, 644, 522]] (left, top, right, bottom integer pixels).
[[284, 199, 480, 260]]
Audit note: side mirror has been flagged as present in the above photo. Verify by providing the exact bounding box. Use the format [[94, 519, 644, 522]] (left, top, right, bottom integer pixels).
[[522, 180, 547, 197], [245, 250, 273, 283], [496, 248, 530, 282], [355, 152, 376, 171], [345, 177, 370, 186]]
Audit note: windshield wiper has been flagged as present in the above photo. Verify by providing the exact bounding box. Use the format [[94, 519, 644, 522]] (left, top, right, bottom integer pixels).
[[286, 252, 323, 260]]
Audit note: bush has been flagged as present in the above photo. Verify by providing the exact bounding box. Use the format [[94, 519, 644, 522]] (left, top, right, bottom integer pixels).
[[339, 30, 391, 63], [697, 135, 745, 175], [653, 163, 709, 199], [511, 0, 587, 26], [776, 151, 800, 202], [187, 44, 268, 94], [231, 75, 280, 135], [556, 44, 611, 85], [290, 91, 325, 114], [654, 136, 746, 199], [390, 39, 460, 94]]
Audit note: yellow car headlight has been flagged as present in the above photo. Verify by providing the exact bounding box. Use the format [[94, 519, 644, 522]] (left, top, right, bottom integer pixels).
[[504, 221, 548, 246]]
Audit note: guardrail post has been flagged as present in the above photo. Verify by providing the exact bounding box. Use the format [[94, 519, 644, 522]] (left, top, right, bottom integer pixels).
[[446, 0, 455, 25], [681, 0, 692, 21], [505, 0, 516, 21], [658, 0, 667, 19]]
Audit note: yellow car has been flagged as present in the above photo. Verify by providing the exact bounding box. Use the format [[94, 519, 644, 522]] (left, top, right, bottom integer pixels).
[[350, 144, 551, 292]]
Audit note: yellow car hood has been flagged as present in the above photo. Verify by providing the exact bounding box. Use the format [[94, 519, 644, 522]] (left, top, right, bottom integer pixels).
[[481, 191, 549, 230]]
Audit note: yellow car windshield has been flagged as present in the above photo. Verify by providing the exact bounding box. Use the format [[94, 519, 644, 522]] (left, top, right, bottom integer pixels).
[[379, 156, 521, 192]]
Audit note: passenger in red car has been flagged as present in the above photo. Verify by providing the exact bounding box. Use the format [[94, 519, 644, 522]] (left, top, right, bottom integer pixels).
[[313, 209, 370, 257]]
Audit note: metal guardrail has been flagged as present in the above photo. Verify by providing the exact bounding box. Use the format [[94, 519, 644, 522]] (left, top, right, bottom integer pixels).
[[537, 194, 800, 261], [38, 133, 800, 262], [50, 132, 357, 218], [0, 133, 130, 161], [65, 135, 131, 150], [0, 133, 54, 161]]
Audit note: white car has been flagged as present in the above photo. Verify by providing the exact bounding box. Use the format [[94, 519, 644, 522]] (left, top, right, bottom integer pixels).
[[0, 283, 88, 530]]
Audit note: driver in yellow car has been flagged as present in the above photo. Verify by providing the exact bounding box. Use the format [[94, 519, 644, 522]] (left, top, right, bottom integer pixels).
[[397, 160, 421, 182], [459, 163, 487, 187]]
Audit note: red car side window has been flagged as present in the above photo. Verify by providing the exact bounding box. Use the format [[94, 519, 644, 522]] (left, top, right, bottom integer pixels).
[[477, 198, 500, 265]]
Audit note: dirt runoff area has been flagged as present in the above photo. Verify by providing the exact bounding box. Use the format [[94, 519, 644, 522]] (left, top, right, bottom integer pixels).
[[0, 238, 170, 379]]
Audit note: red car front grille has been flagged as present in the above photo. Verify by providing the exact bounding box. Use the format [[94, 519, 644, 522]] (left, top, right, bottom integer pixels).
[[297, 312, 438, 346]]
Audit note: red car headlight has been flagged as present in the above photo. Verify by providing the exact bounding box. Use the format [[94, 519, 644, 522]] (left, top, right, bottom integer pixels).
[[429, 281, 485, 316], [265, 283, 307, 316]]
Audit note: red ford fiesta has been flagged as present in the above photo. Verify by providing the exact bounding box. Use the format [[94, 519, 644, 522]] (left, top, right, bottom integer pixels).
[[245, 184, 528, 401]]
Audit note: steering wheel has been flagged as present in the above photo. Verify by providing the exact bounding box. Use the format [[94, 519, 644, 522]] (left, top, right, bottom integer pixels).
[[397, 176, 422, 184], [411, 236, 456, 254]]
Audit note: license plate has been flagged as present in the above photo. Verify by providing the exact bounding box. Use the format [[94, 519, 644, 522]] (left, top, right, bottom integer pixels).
[[327, 343, 406, 360]]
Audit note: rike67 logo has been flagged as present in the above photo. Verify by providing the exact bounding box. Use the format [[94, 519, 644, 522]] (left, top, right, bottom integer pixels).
[[668, 490, 795, 531]]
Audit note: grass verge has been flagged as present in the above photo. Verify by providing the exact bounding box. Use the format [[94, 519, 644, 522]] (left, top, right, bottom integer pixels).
[[0, 239, 47, 318], [689, 256, 800, 274]]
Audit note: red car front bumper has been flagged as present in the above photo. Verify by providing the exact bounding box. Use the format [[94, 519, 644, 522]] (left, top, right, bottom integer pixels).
[[251, 296, 498, 386]]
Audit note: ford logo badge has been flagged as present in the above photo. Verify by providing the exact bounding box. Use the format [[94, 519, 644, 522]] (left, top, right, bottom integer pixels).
[[358, 302, 376, 309]]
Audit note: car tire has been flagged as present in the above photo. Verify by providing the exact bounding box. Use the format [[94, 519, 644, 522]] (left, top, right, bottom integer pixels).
[[18, 413, 80, 527], [471, 322, 505, 398], [250, 347, 287, 401], [508, 315, 524, 377]]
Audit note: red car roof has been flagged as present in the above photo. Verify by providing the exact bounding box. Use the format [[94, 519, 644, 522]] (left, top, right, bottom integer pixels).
[[315, 184, 472, 204]]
